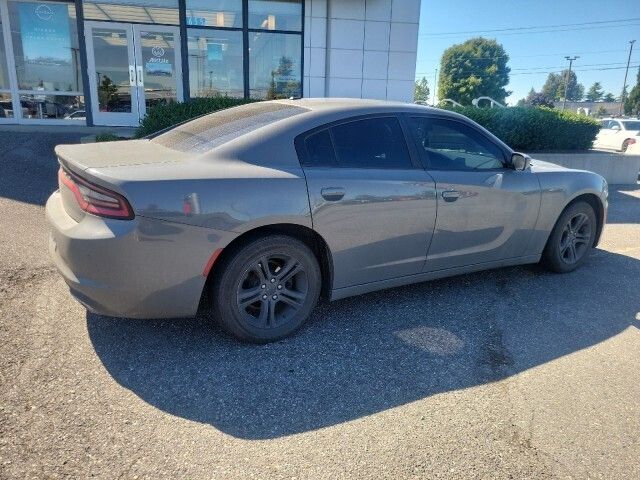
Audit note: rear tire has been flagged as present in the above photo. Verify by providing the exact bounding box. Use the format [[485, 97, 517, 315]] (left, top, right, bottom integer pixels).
[[211, 235, 321, 343], [541, 201, 597, 273]]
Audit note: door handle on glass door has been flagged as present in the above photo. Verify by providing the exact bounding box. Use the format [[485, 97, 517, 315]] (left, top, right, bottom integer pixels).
[[136, 66, 144, 86], [441, 190, 461, 202], [129, 66, 136, 86], [321, 187, 345, 201]]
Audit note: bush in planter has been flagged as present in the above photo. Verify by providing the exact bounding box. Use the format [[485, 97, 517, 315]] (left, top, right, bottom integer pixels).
[[135, 96, 256, 138], [447, 106, 600, 151]]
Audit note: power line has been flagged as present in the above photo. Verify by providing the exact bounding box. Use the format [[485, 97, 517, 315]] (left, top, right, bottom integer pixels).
[[421, 17, 640, 37], [419, 49, 636, 62], [414, 62, 640, 77]]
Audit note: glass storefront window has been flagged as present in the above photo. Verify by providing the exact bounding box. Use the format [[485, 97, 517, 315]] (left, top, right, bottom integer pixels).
[[188, 29, 243, 98], [249, 32, 301, 99], [8, 0, 82, 92], [18, 93, 84, 120], [83, 0, 179, 25], [248, 0, 302, 31], [0, 16, 9, 89], [0, 93, 15, 118], [185, 0, 242, 28], [139, 29, 179, 110]]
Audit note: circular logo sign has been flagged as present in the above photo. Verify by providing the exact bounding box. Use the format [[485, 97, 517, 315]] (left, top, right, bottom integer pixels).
[[35, 4, 54, 21], [152, 46, 165, 57]]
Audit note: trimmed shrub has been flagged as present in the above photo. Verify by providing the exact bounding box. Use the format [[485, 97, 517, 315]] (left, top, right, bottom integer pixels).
[[95, 132, 123, 142], [447, 106, 600, 151], [135, 96, 256, 138]]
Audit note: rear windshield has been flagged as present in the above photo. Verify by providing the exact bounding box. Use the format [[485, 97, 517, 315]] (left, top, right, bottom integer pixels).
[[151, 102, 308, 153]]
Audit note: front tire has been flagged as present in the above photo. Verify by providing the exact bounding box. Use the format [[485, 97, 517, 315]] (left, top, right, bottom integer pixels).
[[621, 139, 630, 152], [541, 201, 597, 273], [211, 235, 321, 343]]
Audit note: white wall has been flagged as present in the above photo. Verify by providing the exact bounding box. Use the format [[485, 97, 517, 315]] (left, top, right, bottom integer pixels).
[[303, 0, 421, 102]]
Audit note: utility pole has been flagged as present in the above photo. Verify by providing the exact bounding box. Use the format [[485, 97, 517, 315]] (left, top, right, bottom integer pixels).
[[433, 68, 438, 106], [562, 56, 579, 111], [620, 39, 636, 115]]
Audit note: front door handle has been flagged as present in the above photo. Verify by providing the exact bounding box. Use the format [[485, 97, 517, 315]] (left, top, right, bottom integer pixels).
[[441, 190, 461, 202], [321, 187, 345, 201]]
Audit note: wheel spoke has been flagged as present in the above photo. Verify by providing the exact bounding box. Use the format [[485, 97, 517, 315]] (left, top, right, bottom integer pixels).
[[574, 232, 590, 244], [279, 288, 305, 308], [268, 300, 277, 326], [257, 300, 269, 325], [278, 261, 302, 283], [573, 214, 587, 231], [238, 287, 264, 308], [566, 242, 577, 263], [256, 256, 270, 281]]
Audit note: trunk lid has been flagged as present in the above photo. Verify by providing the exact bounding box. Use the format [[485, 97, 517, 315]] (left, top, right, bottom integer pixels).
[[55, 139, 195, 221]]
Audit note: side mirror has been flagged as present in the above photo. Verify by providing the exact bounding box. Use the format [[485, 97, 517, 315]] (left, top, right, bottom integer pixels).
[[511, 153, 531, 171]]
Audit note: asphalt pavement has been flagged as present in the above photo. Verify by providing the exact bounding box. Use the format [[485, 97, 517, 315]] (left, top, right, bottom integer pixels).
[[1, 130, 639, 479]]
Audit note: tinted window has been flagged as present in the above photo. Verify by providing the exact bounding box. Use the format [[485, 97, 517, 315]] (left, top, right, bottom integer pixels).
[[330, 117, 412, 169], [409, 117, 504, 171], [304, 129, 336, 166], [621, 121, 640, 130]]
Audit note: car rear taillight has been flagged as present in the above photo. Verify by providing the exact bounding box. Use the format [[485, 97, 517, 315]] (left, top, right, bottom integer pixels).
[[58, 167, 134, 220]]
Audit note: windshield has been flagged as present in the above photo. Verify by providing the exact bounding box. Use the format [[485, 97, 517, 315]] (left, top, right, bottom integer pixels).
[[152, 102, 308, 153], [621, 121, 640, 131]]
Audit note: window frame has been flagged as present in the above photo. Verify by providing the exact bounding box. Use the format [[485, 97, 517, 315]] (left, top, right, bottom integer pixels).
[[181, 0, 304, 99], [406, 114, 511, 172], [295, 113, 423, 170]]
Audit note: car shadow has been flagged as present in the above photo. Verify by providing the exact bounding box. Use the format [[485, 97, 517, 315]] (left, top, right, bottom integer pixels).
[[87, 248, 639, 439], [607, 185, 640, 224]]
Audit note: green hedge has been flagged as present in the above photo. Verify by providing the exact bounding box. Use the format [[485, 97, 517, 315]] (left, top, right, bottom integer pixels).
[[135, 96, 256, 138], [447, 106, 600, 151]]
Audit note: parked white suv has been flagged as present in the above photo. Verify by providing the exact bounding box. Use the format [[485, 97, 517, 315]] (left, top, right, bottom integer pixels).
[[593, 118, 640, 152]]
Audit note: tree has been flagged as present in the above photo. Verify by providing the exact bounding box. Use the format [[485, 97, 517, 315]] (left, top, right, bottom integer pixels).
[[414, 77, 430, 103], [595, 105, 608, 117], [603, 92, 616, 102], [97, 75, 119, 110], [585, 82, 604, 102], [524, 88, 555, 108], [542, 70, 584, 101], [437, 37, 511, 105], [624, 68, 640, 116]]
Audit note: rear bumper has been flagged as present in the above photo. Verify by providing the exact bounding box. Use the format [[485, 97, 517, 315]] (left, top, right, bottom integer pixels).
[[46, 190, 226, 319]]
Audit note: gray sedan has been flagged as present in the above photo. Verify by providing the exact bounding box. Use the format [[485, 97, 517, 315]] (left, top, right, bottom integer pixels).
[[46, 99, 608, 342]]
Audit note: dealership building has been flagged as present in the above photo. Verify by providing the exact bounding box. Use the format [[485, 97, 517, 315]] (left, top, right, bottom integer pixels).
[[0, 0, 421, 126]]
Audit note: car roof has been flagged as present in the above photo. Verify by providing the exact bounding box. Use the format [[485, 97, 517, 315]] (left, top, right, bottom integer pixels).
[[272, 97, 445, 115]]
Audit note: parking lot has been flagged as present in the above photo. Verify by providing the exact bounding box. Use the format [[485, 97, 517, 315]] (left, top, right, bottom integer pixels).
[[1, 130, 639, 479]]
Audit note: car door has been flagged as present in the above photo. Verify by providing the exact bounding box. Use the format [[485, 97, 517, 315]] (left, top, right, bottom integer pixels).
[[607, 120, 623, 149], [594, 120, 612, 149], [297, 115, 437, 289], [406, 115, 540, 271]]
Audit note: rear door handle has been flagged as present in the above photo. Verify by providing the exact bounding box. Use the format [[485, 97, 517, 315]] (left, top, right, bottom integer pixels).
[[441, 190, 461, 202], [321, 187, 345, 201]]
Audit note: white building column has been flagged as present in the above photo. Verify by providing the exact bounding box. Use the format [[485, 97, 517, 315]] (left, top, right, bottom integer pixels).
[[304, 0, 421, 102]]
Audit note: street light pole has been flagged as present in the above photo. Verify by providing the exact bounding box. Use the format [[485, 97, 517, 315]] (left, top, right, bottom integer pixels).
[[433, 68, 438, 106], [562, 56, 579, 111], [619, 40, 636, 116]]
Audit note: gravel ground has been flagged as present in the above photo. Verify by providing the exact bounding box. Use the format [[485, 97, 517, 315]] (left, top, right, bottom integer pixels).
[[1, 131, 639, 479]]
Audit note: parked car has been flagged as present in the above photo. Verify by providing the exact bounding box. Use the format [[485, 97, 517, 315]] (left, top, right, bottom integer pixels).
[[593, 118, 640, 152], [46, 99, 608, 343]]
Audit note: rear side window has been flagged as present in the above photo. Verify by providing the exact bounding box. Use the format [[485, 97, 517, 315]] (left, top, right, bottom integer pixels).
[[151, 102, 308, 153], [305, 129, 337, 166], [330, 117, 412, 169]]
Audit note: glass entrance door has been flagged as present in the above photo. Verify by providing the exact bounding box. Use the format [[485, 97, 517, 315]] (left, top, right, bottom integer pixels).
[[85, 21, 182, 126]]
